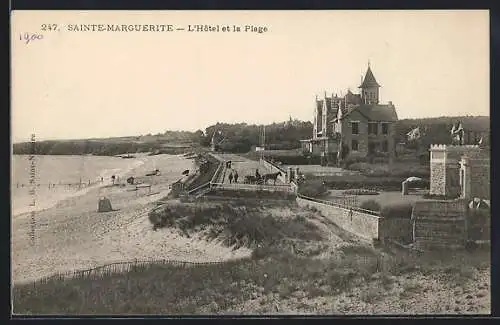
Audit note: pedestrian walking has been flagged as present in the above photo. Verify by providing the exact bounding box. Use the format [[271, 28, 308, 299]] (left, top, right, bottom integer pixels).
[[228, 171, 234, 184], [233, 170, 239, 183]]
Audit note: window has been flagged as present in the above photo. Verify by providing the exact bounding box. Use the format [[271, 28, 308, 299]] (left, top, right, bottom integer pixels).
[[351, 121, 359, 135], [382, 140, 389, 152], [368, 122, 378, 135], [368, 141, 377, 154], [351, 139, 359, 151], [381, 123, 389, 135]]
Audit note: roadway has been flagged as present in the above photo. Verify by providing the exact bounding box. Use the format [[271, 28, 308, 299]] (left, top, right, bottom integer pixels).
[[210, 153, 284, 185]]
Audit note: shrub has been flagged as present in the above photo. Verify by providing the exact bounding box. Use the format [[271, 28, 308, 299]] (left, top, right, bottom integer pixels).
[[359, 200, 382, 212], [380, 202, 414, 219], [467, 207, 491, 242], [298, 179, 328, 198]]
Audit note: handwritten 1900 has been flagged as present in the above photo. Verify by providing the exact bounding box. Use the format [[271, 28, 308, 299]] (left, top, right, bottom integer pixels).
[[19, 32, 44, 44]]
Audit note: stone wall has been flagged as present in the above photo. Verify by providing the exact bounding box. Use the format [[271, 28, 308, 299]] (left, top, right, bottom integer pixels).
[[411, 200, 468, 249], [466, 150, 490, 200], [430, 163, 446, 195], [470, 163, 490, 199], [378, 217, 412, 244], [296, 196, 381, 242]]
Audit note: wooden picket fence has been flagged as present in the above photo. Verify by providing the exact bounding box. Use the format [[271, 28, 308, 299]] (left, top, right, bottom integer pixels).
[[29, 257, 251, 285]]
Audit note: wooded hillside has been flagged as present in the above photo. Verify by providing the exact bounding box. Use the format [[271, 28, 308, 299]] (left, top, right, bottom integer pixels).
[[13, 116, 489, 155]]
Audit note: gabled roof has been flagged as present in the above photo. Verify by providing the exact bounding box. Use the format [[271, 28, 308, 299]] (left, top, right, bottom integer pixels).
[[359, 66, 381, 88], [358, 104, 398, 121], [330, 104, 398, 123]]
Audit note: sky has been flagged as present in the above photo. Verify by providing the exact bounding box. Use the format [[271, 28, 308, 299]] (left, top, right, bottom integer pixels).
[[11, 10, 489, 142]]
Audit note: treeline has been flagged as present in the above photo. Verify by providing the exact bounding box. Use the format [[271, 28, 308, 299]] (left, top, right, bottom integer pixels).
[[13, 116, 489, 156], [200, 116, 489, 154], [394, 115, 490, 149], [13, 129, 205, 156], [12, 140, 167, 156], [201, 120, 314, 153]]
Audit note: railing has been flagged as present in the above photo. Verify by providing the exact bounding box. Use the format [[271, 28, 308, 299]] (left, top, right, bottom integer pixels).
[[210, 159, 225, 184], [186, 157, 224, 196], [187, 181, 211, 195], [261, 157, 286, 173], [297, 193, 381, 216]]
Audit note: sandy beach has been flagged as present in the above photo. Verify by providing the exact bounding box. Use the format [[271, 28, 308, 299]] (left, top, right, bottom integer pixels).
[[12, 154, 251, 284]]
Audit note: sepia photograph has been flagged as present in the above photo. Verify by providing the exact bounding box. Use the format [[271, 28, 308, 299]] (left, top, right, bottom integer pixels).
[[11, 10, 490, 315]]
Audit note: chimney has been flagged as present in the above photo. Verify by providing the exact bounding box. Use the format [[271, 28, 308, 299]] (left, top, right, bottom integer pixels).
[[388, 101, 393, 106]]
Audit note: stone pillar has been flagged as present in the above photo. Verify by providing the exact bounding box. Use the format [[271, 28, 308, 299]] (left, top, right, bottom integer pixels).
[[295, 167, 300, 182], [460, 157, 471, 199], [430, 144, 482, 197], [429, 145, 446, 196], [402, 181, 409, 195]]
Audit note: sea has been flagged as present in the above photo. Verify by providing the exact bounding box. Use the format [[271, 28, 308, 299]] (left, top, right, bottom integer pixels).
[[11, 154, 147, 217]]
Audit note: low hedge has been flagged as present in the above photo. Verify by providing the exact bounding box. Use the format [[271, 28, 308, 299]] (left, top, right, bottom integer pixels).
[[265, 155, 321, 166], [324, 178, 403, 191], [343, 189, 380, 196], [380, 202, 414, 219], [347, 162, 430, 179], [422, 193, 459, 200], [359, 200, 382, 212]]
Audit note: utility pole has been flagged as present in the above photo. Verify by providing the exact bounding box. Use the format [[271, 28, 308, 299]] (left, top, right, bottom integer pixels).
[[260, 125, 266, 161]]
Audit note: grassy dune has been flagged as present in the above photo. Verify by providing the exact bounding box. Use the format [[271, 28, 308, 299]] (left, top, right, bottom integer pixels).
[[13, 202, 490, 315], [148, 201, 322, 249]]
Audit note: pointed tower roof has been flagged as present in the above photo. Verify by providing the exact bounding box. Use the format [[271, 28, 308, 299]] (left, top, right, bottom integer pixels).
[[359, 65, 380, 88]]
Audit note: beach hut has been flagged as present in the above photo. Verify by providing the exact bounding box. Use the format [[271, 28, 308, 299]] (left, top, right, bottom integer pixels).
[[98, 196, 113, 212]]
